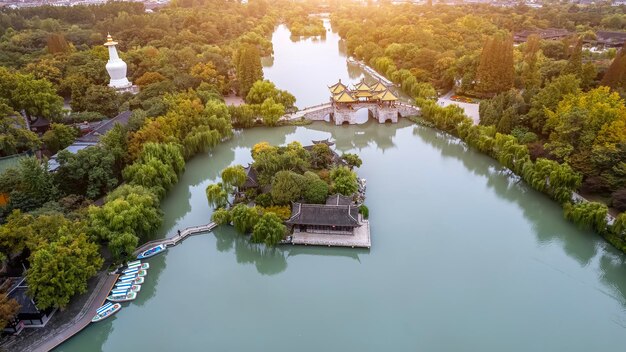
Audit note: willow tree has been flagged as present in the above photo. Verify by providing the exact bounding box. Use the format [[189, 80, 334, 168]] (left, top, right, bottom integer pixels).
[[252, 212, 286, 246], [221, 165, 247, 189], [206, 183, 229, 209], [230, 204, 260, 233], [563, 201, 608, 234]]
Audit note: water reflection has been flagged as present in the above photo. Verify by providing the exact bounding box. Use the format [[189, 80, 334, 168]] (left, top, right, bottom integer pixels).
[[307, 120, 401, 152], [286, 246, 366, 262], [133, 254, 167, 306], [213, 227, 288, 276], [412, 124, 613, 291]]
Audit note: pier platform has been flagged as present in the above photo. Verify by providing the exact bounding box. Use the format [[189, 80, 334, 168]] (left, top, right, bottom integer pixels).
[[287, 220, 371, 248]]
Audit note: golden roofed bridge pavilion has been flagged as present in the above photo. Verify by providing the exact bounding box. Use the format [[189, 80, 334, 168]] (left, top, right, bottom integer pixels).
[[285, 79, 420, 125]]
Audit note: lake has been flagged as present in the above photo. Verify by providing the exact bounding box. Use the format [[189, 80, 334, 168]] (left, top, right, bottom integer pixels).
[[56, 20, 626, 352]]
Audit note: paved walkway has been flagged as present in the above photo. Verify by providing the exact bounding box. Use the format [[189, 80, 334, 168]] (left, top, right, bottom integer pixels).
[[29, 274, 118, 352], [437, 90, 480, 124], [289, 220, 371, 248]]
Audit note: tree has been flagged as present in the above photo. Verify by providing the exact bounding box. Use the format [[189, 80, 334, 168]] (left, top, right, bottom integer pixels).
[[0, 68, 64, 120], [88, 186, 162, 259], [563, 39, 583, 78], [310, 143, 333, 169], [0, 109, 41, 157], [236, 44, 263, 96], [544, 87, 626, 184], [342, 153, 362, 169], [527, 74, 580, 133], [271, 170, 305, 205], [228, 104, 256, 128], [330, 166, 359, 196], [27, 233, 102, 309], [475, 33, 514, 96], [564, 201, 608, 234], [258, 97, 285, 126], [0, 291, 19, 331], [206, 183, 229, 209], [73, 85, 120, 117], [601, 43, 626, 94], [211, 208, 231, 225], [0, 157, 58, 212], [54, 146, 118, 199], [230, 204, 260, 233], [42, 123, 78, 154], [252, 212, 286, 246], [190, 62, 226, 92], [303, 172, 329, 204], [245, 80, 296, 109], [221, 165, 247, 189], [520, 34, 542, 91]]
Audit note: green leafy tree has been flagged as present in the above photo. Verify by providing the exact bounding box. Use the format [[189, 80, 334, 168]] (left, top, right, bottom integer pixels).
[[245, 80, 296, 109], [330, 166, 359, 196], [310, 143, 334, 169], [259, 97, 285, 126], [600, 43, 626, 93], [42, 123, 78, 154], [0, 107, 41, 157], [54, 146, 118, 199], [236, 44, 263, 96], [563, 201, 608, 234], [252, 212, 286, 246], [342, 153, 363, 169], [222, 165, 247, 189], [271, 170, 305, 205], [206, 183, 229, 209], [211, 208, 231, 225], [230, 204, 260, 233], [303, 172, 329, 204], [0, 157, 58, 212], [527, 74, 580, 133], [475, 33, 514, 96], [27, 233, 102, 309]]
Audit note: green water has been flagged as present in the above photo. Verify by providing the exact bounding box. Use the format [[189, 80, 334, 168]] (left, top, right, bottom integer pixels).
[[56, 21, 626, 352]]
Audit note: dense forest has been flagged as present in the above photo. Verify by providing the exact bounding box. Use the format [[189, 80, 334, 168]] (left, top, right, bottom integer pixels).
[[331, 2, 626, 226], [2, 0, 626, 331]]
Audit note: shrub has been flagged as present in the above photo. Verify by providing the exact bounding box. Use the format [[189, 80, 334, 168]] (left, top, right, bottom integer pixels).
[[259, 205, 292, 220], [255, 193, 273, 207], [359, 204, 369, 219]]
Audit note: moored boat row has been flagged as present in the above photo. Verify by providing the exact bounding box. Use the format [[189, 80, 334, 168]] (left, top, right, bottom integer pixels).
[[92, 259, 151, 323]]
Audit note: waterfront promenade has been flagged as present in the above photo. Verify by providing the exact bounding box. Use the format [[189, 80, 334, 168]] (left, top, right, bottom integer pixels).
[[287, 220, 371, 249]]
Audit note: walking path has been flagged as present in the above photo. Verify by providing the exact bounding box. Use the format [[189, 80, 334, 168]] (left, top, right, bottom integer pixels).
[[29, 274, 118, 352], [19, 222, 217, 352], [287, 221, 371, 248], [437, 90, 480, 124]]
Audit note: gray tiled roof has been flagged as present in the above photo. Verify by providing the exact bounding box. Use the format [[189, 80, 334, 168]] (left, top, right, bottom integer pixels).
[[286, 203, 360, 227]]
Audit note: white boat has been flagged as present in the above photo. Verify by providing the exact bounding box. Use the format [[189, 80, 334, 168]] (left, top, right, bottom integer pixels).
[[137, 244, 167, 259], [116, 276, 144, 286], [114, 283, 141, 293], [107, 291, 137, 302], [126, 260, 141, 268], [92, 302, 121, 323], [122, 263, 148, 273], [137, 269, 148, 277]]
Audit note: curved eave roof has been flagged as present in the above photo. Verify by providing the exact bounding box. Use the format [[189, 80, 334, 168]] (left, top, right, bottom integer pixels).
[[376, 89, 398, 101], [371, 81, 387, 92], [333, 91, 357, 103]]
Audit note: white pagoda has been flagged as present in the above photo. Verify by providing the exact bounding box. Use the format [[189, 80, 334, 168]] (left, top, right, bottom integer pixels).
[[103, 34, 136, 92]]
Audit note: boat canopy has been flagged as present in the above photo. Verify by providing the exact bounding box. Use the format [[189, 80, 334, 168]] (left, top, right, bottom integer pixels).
[[115, 283, 132, 289], [111, 288, 129, 295], [97, 302, 114, 314], [109, 292, 129, 298], [117, 277, 135, 283], [123, 267, 138, 274], [127, 260, 141, 268], [119, 273, 137, 280]]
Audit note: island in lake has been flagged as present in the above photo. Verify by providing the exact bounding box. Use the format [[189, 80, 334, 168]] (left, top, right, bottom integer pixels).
[[206, 140, 370, 248]]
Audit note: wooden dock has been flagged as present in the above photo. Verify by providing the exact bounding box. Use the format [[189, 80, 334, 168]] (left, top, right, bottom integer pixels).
[[27, 222, 217, 352], [286, 220, 371, 248], [133, 222, 217, 255], [30, 274, 119, 352]]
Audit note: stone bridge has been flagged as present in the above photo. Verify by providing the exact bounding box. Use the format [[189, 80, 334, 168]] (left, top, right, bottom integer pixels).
[[284, 102, 420, 125]]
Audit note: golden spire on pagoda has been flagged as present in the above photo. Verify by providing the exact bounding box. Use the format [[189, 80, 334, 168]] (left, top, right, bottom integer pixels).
[[375, 89, 398, 101], [370, 80, 387, 93], [104, 33, 118, 46], [328, 79, 347, 95], [353, 79, 371, 91], [333, 90, 357, 103]]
